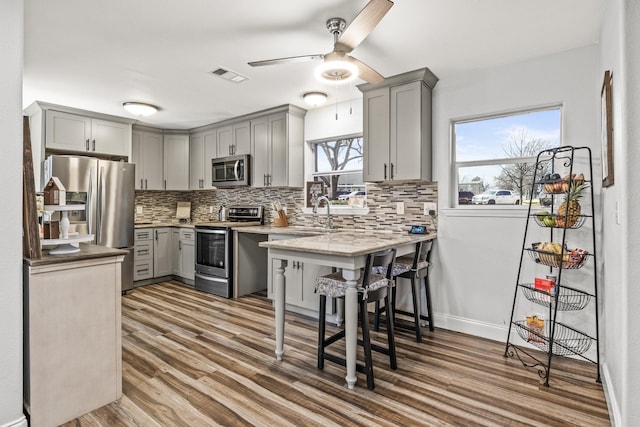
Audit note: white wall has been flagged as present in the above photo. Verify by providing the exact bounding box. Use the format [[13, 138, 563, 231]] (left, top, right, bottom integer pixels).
[[431, 46, 600, 345], [598, 0, 640, 425], [0, 0, 28, 426]]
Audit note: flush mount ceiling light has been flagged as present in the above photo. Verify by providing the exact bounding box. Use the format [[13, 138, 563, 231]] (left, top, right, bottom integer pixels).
[[303, 92, 328, 107], [122, 102, 158, 116]]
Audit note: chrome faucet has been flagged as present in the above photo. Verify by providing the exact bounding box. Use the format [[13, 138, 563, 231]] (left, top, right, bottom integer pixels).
[[313, 195, 332, 230]]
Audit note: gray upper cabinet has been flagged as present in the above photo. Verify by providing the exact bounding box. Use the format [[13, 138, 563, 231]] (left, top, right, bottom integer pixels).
[[217, 121, 250, 157], [359, 68, 438, 182], [131, 128, 164, 190], [163, 134, 189, 190], [251, 108, 305, 188], [45, 110, 131, 157], [190, 130, 218, 190]]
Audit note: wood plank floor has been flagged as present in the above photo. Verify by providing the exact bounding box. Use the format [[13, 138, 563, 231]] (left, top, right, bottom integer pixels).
[[62, 281, 610, 427]]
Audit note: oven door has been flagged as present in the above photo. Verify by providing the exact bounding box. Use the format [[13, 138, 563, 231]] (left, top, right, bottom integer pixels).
[[195, 227, 230, 278]]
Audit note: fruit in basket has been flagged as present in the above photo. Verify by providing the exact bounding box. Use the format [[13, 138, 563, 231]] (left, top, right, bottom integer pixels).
[[543, 215, 555, 227], [536, 210, 549, 220], [556, 181, 588, 228]]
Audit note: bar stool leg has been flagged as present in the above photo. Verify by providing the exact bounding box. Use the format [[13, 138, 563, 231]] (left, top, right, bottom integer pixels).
[[359, 299, 375, 390], [424, 275, 434, 332], [384, 291, 398, 370], [410, 275, 422, 342], [317, 295, 327, 369]]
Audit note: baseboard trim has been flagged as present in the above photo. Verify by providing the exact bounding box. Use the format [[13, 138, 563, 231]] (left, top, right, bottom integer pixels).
[[1, 414, 28, 427], [434, 312, 509, 343], [601, 363, 620, 427]]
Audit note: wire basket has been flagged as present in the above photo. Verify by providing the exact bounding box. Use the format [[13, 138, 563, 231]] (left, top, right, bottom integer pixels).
[[519, 284, 591, 311], [514, 320, 592, 356], [528, 244, 588, 269], [532, 214, 586, 229]]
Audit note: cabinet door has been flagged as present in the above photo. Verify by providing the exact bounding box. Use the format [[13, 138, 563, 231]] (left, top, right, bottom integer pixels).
[[153, 228, 172, 277], [45, 110, 91, 152], [91, 119, 130, 156], [268, 113, 288, 187], [131, 131, 144, 190], [203, 131, 217, 189], [189, 133, 204, 189], [390, 81, 423, 181], [251, 117, 269, 188], [233, 121, 251, 155], [300, 262, 333, 311], [163, 134, 189, 190], [180, 240, 195, 280], [362, 87, 390, 182], [217, 126, 233, 156], [171, 229, 181, 275]]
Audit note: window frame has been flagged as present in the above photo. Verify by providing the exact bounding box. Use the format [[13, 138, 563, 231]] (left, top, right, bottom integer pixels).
[[452, 105, 563, 209], [305, 133, 368, 214]]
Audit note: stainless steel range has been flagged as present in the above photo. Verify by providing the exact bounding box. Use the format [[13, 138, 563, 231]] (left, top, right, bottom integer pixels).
[[194, 206, 263, 297]]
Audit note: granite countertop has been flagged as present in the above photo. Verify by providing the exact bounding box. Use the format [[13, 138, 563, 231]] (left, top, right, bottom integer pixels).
[[135, 221, 262, 229], [25, 243, 128, 267], [258, 229, 436, 257], [234, 225, 328, 236], [135, 222, 195, 229]]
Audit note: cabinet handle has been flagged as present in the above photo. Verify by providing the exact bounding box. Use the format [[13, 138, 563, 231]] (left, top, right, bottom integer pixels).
[[145, 179, 148, 189], [268, 174, 271, 186], [390, 163, 394, 180], [155, 230, 158, 241], [86, 139, 90, 151], [384, 163, 387, 180], [179, 241, 182, 250], [92, 139, 96, 151], [137, 268, 149, 274], [140, 179, 143, 188], [137, 249, 149, 256], [200, 178, 204, 189], [164, 179, 166, 190]]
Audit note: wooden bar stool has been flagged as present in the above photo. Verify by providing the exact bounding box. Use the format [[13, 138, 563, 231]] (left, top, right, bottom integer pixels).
[[375, 240, 434, 343], [316, 248, 397, 390]]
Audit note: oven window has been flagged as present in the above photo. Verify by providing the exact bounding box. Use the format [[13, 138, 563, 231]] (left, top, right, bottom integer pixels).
[[196, 231, 227, 270]]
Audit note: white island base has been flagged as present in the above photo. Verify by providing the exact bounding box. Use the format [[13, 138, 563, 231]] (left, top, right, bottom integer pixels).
[[23, 244, 125, 427]]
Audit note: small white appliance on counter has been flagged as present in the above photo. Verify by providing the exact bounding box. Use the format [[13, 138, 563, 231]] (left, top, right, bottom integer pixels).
[[194, 206, 263, 297]]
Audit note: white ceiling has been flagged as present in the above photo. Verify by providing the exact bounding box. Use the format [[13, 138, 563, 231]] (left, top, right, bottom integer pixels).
[[23, 0, 605, 130]]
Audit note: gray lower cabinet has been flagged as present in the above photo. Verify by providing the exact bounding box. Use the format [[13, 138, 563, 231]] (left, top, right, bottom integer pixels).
[[267, 234, 333, 316], [175, 228, 195, 281], [153, 227, 172, 277], [134, 229, 154, 281]]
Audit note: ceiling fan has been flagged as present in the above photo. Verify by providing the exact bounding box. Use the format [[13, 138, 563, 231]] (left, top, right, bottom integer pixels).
[[248, 0, 394, 85]]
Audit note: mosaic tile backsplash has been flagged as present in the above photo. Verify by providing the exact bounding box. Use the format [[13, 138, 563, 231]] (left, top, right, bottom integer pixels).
[[135, 180, 438, 233]]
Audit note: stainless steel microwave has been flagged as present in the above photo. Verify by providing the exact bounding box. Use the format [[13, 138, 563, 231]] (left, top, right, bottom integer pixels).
[[211, 154, 250, 187]]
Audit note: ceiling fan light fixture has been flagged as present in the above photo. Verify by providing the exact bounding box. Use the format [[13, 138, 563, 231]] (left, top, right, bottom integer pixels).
[[315, 60, 359, 84], [123, 102, 158, 116], [303, 92, 328, 107]]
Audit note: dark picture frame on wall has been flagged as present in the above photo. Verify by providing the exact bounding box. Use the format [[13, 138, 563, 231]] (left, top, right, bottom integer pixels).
[[601, 70, 614, 188], [306, 181, 325, 208]]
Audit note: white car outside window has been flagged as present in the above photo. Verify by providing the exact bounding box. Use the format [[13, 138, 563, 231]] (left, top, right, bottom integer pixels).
[[471, 190, 520, 205]]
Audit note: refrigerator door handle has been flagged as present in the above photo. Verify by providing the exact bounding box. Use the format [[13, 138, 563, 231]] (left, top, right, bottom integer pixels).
[[97, 166, 105, 243], [87, 168, 94, 236]]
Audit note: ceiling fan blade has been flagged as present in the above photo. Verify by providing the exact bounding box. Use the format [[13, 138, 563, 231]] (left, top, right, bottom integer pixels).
[[248, 54, 324, 67], [335, 0, 394, 53], [348, 56, 384, 84]]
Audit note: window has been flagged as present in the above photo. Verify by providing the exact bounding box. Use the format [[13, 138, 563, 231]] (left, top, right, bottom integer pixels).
[[454, 107, 561, 207], [309, 135, 365, 207]]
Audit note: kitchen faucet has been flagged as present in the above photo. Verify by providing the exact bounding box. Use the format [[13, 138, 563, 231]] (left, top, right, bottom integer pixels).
[[313, 195, 332, 230]]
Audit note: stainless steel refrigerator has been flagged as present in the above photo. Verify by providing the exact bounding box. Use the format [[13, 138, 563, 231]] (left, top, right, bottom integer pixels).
[[44, 155, 135, 292]]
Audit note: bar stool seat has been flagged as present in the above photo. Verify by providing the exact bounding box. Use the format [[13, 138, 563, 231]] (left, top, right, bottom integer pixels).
[[316, 248, 397, 390], [375, 240, 434, 343]]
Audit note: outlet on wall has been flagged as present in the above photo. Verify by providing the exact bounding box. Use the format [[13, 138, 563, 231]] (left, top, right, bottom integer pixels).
[[396, 201, 405, 215], [136, 205, 143, 215], [424, 202, 437, 216], [209, 206, 213, 214]]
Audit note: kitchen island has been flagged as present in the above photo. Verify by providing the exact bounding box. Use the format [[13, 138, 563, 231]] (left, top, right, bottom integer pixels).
[[258, 229, 436, 389], [23, 244, 126, 427]]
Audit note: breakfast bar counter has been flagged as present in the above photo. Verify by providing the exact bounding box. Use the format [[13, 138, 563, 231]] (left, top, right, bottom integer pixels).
[[259, 229, 436, 389]]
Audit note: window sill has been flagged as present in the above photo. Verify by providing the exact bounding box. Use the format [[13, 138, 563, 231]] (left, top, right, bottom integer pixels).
[[300, 207, 370, 216], [442, 206, 531, 218]]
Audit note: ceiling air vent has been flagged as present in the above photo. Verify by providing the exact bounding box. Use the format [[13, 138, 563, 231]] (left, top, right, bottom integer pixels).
[[209, 67, 248, 83]]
